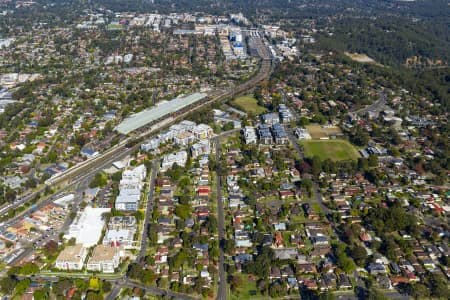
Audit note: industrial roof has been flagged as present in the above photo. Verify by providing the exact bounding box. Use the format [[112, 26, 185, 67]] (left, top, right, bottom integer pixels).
[[116, 92, 207, 135]]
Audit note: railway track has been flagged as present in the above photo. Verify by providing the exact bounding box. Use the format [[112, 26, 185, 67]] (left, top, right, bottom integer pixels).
[[45, 59, 273, 188]]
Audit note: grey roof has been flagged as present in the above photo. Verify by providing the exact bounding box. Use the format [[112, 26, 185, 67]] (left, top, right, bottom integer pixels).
[[116, 92, 207, 134]]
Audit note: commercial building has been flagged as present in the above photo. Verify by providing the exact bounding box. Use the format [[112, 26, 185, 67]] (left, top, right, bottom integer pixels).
[[64, 207, 111, 247], [115, 93, 207, 134], [55, 244, 87, 271]]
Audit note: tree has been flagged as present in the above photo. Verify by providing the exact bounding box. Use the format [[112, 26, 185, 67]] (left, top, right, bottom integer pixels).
[[5, 189, 16, 202], [350, 126, 369, 147], [244, 247, 274, 278], [33, 287, 50, 300], [85, 291, 102, 300], [174, 204, 191, 220], [128, 263, 144, 281], [368, 154, 378, 167], [14, 278, 31, 295], [367, 287, 387, 300], [89, 172, 107, 188], [318, 290, 336, 300], [44, 240, 59, 257], [228, 275, 243, 292], [18, 262, 39, 275], [350, 245, 368, 266], [223, 122, 234, 131], [224, 239, 236, 255], [407, 283, 430, 299], [379, 236, 397, 261], [54, 278, 73, 295], [429, 274, 450, 299], [0, 276, 17, 294], [204, 215, 218, 234]]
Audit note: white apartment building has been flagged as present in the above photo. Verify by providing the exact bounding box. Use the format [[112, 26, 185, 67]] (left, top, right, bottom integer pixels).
[[55, 244, 87, 271], [161, 151, 188, 171], [86, 245, 120, 273]]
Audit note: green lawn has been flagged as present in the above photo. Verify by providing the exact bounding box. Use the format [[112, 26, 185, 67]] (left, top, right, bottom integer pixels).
[[231, 95, 267, 115], [107, 24, 125, 30], [230, 274, 263, 300], [300, 139, 360, 161]]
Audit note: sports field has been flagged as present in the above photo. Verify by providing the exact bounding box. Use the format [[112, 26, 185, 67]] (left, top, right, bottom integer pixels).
[[231, 95, 267, 115], [301, 139, 360, 161]]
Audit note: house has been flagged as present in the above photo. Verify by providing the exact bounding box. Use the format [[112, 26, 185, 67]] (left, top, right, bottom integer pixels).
[[390, 276, 409, 286], [296, 263, 317, 274], [273, 248, 298, 260], [86, 245, 120, 273], [274, 232, 284, 248], [279, 104, 294, 123], [287, 277, 299, 290], [320, 273, 337, 290], [338, 274, 352, 289], [368, 263, 387, 275], [312, 236, 329, 246], [273, 223, 287, 231], [55, 244, 87, 271], [302, 278, 318, 290], [281, 265, 294, 278], [234, 253, 253, 264], [269, 266, 281, 280], [376, 275, 392, 289], [80, 148, 99, 159]]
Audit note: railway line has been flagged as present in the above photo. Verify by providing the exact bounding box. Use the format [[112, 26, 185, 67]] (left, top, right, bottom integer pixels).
[[0, 57, 272, 235], [45, 58, 272, 189]]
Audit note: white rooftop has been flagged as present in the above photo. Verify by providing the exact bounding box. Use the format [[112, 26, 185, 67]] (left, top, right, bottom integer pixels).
[[64, 206, 111, 247], [116, 92, 207, 134]]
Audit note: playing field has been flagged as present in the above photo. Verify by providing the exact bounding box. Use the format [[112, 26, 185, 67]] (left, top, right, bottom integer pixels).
[[107, 24, 125, 30], [231, 95, 267, 115], [301, 139, 360, 161]]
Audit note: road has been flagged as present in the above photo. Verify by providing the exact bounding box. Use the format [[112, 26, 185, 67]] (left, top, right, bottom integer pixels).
[[0, 58, 273, 227], [5, 176, 93, 266], [285, 122, 411, 300], [353, 92, 387, 116], [210, 128, 241, 300], [2, 44, 273, 298], [213, 137, 227, 300], [136, 160, 158, 262]]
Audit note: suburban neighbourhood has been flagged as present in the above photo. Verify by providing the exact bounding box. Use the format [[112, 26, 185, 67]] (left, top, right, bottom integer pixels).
[[0, 1, 448, 300]]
